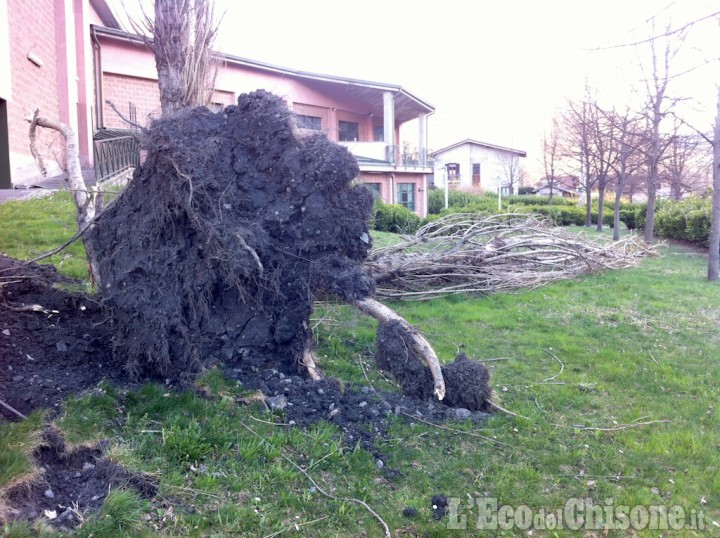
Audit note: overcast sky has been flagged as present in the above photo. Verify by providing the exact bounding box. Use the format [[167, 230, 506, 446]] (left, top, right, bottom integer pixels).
[[111, 0, 719, 178]]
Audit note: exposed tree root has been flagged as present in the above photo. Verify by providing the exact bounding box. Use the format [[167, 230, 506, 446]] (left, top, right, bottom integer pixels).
[[353, 297, 446, 401]]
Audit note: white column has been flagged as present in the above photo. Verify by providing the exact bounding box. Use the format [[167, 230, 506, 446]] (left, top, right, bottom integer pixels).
[[418, 113, 427, 166], [383, 91, 395, 163]]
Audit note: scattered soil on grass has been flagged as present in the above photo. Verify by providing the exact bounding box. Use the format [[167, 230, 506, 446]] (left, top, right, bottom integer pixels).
[[0, 255, 125, 419], [225, 363, 491, 473]]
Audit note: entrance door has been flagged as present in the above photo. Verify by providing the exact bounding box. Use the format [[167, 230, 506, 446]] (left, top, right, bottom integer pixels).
[[0, 99, 11, 189]]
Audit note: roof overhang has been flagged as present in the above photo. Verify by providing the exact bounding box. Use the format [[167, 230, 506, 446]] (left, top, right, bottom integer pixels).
[[89, 0, 121, 29], [432, 138, 527, 158], [91, 26, 434, 124]]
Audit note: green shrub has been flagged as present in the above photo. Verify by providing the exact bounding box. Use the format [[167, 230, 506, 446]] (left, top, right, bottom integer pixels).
[[505, 195, 574, 207], [619, 207, 638, 230], [685, 209, 710, 247], [651, 197, 712, 246], [372, 200, 421, 233]]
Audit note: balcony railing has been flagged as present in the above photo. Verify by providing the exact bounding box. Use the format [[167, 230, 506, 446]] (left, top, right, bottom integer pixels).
[[93, 133, 140, 182], [338, 141, 432, 169]]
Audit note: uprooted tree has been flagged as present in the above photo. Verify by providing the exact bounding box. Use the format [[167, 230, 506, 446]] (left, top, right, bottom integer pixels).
[[89, 91, 463, 403]]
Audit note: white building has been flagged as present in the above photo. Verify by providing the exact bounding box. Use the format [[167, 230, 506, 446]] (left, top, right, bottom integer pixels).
[[430, 139, 526, 194]]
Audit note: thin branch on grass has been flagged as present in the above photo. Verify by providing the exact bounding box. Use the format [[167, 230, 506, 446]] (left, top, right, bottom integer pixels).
[[541, 348, 565, 382], [239, 421, 391, 538], [262, 516, 328, 538], [572, 420, 671, 432], [0, 399, 27, 419]]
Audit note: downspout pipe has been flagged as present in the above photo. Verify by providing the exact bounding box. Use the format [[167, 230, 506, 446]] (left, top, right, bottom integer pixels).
[[91, 26, 103, 130]]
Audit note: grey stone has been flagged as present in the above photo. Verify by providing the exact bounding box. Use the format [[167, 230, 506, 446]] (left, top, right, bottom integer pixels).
[[44, 488, 55, 499], [454, 408, 472, 419], [82, 462, 96, 471], [375, 459, 384, 470], [266, 395, 288, 411]]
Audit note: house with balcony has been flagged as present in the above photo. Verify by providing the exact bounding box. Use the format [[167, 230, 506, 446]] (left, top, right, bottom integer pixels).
[[0, 0, 434, 217], [93, 26, 434, 217], [430, 139, 526, 194]]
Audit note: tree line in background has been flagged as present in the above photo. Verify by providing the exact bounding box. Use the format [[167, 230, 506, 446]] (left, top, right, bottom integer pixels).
[[540, 11, 720, 280]]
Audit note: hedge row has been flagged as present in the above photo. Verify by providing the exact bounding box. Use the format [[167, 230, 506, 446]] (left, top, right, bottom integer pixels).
[[427, 189, 574, 215], [618, 198, 713, 247]]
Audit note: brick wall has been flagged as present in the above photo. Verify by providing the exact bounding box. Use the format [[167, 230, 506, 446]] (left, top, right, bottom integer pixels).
[[102, 73, 161, 129], [7, 0, 63, 180]]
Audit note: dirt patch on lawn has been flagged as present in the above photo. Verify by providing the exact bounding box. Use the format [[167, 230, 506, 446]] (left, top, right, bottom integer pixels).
[[3, 428, 157, 531], [0, 255, 124, 419]]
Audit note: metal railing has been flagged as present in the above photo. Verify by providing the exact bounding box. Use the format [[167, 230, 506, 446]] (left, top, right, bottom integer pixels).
[[93, 134, 140, 182], [385, 145, 431, 168]]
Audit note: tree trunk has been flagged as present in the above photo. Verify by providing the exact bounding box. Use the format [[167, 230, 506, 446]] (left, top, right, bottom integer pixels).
[[708, 87, 720, 281], [596, 186, 605, 232], [29, 111, 101, 284], [585, 188, 592, 227], [644, 181, 657, 244]]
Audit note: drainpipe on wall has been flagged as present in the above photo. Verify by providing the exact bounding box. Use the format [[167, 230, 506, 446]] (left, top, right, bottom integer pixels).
[[390, 173, 395, 204], [91, 26, 103, 130]]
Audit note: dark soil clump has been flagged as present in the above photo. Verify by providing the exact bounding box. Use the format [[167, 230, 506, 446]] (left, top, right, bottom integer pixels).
[[90, 90, 375, 380], [375, 322, 493, 411]]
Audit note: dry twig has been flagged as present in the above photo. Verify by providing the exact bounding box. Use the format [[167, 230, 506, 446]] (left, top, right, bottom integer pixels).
[[240, 421, 391, 538]]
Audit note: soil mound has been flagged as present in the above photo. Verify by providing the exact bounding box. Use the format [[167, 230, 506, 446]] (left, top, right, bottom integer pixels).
[[90, 90, 375, 379], [375, 321, 492, 411]]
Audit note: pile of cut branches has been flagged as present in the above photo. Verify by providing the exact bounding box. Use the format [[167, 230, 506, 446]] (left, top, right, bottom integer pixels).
[[365, 213, 653, 300]]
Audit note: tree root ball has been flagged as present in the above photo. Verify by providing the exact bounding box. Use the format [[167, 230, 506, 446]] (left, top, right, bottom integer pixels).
[[91, 90, 375, 379], [375, 321, 492, 411]]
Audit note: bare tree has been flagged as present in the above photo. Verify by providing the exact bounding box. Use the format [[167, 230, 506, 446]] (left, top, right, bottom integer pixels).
[[497, 153, 524, 195], [562, 96, 599, 227], [639, 25, 684, 244], [707, 87, 720, 280], [542, 118, 561, 204], [133, 0, 219, 114], [587, 103, 621, 232], [661, 131, 710, 199], [603, 107, 645, 240]]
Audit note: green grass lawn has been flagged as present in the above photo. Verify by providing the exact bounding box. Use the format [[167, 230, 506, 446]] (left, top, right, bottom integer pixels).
[[1, 195, 719, 536]]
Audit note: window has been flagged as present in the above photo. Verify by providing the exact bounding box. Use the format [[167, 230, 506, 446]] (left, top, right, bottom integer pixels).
[[446, 163, 460, 183], [472, 163, 481, 187], [373, 125, 384, 142], [339, 121, 359, 141], [365, 182, 382, 198], [209, 102, 224, 113], [297, 114, 322, 130], [397, 183, 415, 212]]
